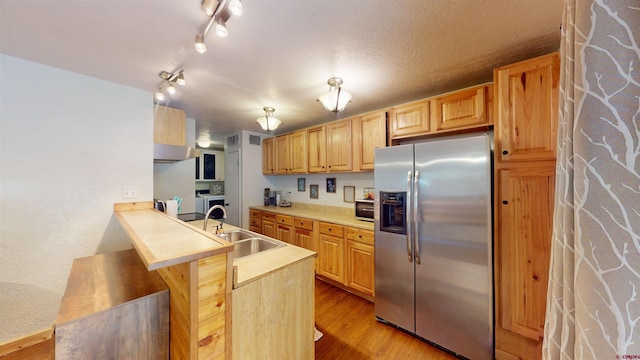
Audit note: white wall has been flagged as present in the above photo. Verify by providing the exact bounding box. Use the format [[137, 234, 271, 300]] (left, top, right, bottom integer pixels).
[[262, 172, 374, 208], [0, 54, 153, 342]]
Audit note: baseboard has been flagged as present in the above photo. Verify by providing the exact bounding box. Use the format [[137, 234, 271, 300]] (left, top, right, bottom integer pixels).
[[0, 328, 53, 356]]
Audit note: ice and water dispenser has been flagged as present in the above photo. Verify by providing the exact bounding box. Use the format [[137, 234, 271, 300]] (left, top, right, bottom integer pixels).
[[379, 191, 406, 234]]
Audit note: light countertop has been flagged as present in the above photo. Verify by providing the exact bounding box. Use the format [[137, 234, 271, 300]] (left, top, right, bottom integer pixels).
[[249, 203, 374, 231], [115, 202, 316, 288], [189, 219, 317, 289], [115, 202, 233, 271]]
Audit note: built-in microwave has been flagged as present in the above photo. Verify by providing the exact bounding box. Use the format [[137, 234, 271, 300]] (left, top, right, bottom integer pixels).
[[355, 199, 375, 222]]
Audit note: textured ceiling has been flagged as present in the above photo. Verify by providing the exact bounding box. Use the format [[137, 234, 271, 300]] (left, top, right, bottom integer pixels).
[[0, 0, 564, 147]]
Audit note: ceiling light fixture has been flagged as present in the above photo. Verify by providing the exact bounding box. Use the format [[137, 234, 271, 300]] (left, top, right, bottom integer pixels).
[[200, 0, 218, 16], [256, 107, 282, 132], [318, 77, 352, 112], [214, 16, 228, 37], [228, 0, 243, 16], [195, 0, 238, 54], [154, 69, 186, 102]]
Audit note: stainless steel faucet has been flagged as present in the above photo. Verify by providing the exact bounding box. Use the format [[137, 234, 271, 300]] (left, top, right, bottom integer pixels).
[[203, 205, 227, 231]]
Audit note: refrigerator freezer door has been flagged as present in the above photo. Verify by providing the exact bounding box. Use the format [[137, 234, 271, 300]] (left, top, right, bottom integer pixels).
[[413, 134, 494, 360], [374, 144, 415, 332]]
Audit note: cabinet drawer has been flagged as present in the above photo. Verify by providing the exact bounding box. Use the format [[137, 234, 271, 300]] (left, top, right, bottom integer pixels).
[[276, 214, 294, 226], [294, 217, 313, 230], [249, 217, 262, 228], [249, 209, 262, 218], [262, 212, 276, 221], [345, 227, 374, 245], [319, 222, 344, 237]]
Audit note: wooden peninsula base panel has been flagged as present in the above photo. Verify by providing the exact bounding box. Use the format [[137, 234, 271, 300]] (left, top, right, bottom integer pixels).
[[55, 249, 170, 359]]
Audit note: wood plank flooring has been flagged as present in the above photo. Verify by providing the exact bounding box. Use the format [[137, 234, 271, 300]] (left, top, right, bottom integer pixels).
[[2, 278, 458, 359], [315, 278, 458, 360]]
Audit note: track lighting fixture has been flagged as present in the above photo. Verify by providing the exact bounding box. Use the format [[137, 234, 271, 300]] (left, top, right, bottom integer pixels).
[[194, 0, 241, 54], [200, 0, 218, 16], [256, 107, 282, 132], [318, 77, 352, 112], [228, 0, 243, 16], [214, 16, 228, 37], [154, 69, 186, 102]]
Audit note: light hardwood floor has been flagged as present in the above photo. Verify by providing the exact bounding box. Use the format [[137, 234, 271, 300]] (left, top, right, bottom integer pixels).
[[315, 278, 457, 359], [2, 278, 458, 359]]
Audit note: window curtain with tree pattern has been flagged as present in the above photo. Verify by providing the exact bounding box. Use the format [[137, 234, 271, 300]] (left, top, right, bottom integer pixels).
[[543, 1, 639, 359]]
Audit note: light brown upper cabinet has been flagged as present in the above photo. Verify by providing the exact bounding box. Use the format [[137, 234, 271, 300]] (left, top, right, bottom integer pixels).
[[262, 137, 275, 175], [326, 118, 352, 172], [274, 130, 307, 174], [495, 52, 560, 162], [353, 110, 387, 171], [430, 84, 491, 132], [307, 125, 327, 173], [153, 105, 186, 146], [389, 99, 430, 139]]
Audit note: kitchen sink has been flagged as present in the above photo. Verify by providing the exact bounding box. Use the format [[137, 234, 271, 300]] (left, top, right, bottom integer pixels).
[[233, 238, 284, 258], [218, 229, 256, 242], [215, 228, 285, 258]]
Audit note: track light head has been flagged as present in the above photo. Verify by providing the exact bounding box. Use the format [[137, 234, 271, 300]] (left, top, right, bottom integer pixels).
[[228, 0, 243, 16], [195, 34, 207, 53]]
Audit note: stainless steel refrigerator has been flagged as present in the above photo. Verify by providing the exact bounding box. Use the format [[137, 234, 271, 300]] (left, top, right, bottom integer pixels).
[[374, 132, 493, 360]]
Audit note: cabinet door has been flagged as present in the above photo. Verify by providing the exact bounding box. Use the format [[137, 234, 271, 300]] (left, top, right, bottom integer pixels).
[[318, 234, 344, 283], [346, 240, 375, 296], [307, 126, 327, 173], [326, 119, 352, 172], [497, 165, 554, 341], [389, 99, 430, 139], [262, 137, 275, 174], [153, 105, 186, 146], [274, 135, 291, 174], [276, 224, 294, 244], [289, 130, 308, 174], [262, 219, 276, 238], [431, 85, 488, 131], [495, 52, 560, 162], [354, 111, 387, 171], [294, 228, 314, 251], [214, 151, 224, 181]]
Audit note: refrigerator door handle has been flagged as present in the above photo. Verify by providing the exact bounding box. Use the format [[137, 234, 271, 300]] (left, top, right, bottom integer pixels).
[[414, 170, 421, 265], [406, 170, 413, 263]]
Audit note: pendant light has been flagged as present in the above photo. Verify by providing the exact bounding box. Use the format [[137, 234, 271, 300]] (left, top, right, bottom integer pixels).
[[318, 77, 352, 112], [256, 107, 282, 132]]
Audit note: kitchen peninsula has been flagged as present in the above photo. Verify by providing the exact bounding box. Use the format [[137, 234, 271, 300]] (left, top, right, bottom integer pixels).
[[113, 201, 316, 360]]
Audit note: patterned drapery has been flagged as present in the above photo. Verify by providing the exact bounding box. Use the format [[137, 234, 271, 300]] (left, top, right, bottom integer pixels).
[[543, 1, 640, 359]]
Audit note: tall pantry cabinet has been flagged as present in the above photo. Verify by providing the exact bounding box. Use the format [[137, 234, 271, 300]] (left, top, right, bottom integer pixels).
[[493, 52, 560, 360]]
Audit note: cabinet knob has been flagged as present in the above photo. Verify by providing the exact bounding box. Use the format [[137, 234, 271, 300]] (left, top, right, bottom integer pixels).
[[502, 200, 509, 205], [502, 150, 509, 155]]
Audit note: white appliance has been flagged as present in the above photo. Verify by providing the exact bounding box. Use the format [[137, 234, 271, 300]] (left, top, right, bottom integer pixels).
[[374, 133, 494, 360], [202, 195, 225, 219]]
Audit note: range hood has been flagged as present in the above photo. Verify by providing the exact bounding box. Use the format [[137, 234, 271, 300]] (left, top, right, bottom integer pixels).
[[154, 143, 200, 163]]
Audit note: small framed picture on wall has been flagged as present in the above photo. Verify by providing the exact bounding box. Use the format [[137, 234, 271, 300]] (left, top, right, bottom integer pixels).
[[326, 178, 336, 193], [310, 184, 319, 199], [297, 178, 306, 192]]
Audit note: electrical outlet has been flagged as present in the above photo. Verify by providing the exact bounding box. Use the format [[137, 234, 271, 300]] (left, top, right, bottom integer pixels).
[[122, 188, 138, 199]]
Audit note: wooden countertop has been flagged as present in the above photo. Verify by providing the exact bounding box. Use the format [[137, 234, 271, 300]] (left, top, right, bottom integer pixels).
[[56, 248, 168, 325], [114, 202, 233, 271], [249, 203, 375, 231], [189, 219, 317, 289]]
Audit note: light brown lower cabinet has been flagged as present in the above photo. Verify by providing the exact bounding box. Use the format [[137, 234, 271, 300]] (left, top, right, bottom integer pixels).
[[232, 256, 315, 359], [318, 222, 345, 283], [345, 227, 375, 296], [495, 163, 555, 360], [262, 212, 276, 238], [254, 209, 375, 299]]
